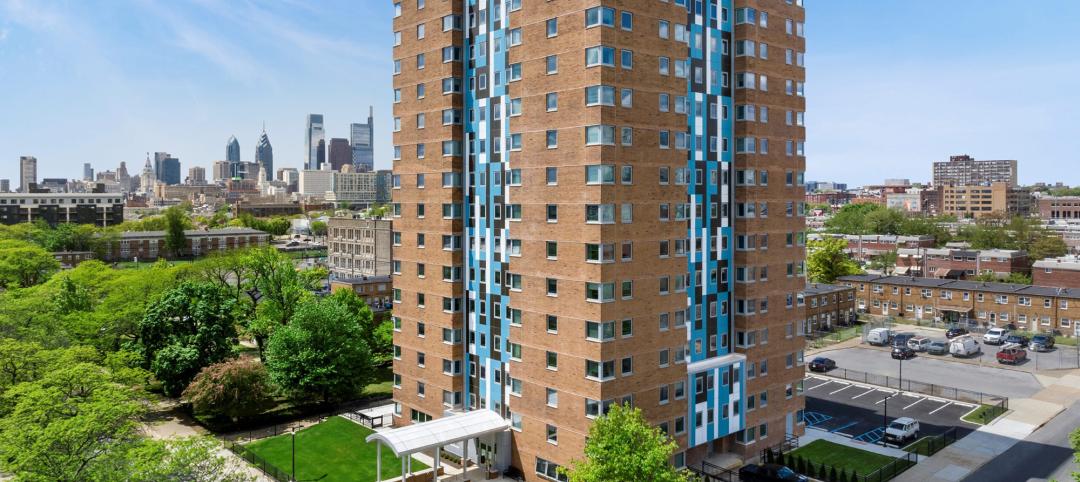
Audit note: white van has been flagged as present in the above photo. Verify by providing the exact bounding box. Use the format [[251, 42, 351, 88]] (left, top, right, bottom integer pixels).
[[866, 328, 892, 346], [949, 335, 981, 357]]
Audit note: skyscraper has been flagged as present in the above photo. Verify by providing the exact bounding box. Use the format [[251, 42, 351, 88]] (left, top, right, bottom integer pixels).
[[19, 156, 37, 193], [83, 163, 94, 181], [305, 114, 326, 170], [117, 161, 132, 192], [932, 154, 1018, 187], [212, 161, 232, 182], [139, 155, 155, 194], [389, 0, 807, 475], [187, 166, 207, 185], [351, 107, 375, 172], [255, 127, 274, 181], [0, 180, 10, 193], [328, 138, 352, 171], [153, 152, 181, 186], [226, 135, 241, 163]]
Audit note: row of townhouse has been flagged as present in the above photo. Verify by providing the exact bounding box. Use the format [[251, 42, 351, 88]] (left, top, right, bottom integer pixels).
[[838, 275, 1080, 336], [803, 283, 857, 333]]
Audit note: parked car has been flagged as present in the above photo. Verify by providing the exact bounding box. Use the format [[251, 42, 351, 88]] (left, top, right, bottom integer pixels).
[[949, 335, 982, 357], [1031, 334, 1056, 352], [907, 337, 932, 352], [1004, 334, 1030, 347], [884, 417, 920, 445], [891, 346, 916, 360], [927, 340, 949, 355], [809, 357, 836, 372], [866, 328, 893, 346], [945, 326, 970, 338], [739, 463, 808, 482], [983, 327, 1011, 345], [997, 343, 1028, 365], [892, 332, 917, 349]]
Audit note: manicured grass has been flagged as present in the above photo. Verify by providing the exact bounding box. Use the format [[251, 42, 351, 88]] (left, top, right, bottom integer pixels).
[[962, 403, 1007, 425], [788, 440, 897, 476], [363, 365, 395, 398], [115, 260, 194, 269], [245, 416, 427, 482]]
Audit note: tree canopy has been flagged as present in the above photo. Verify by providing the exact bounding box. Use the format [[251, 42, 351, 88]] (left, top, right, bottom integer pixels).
[[561, 404, 690, 482], [0, 239, 60, 288], [807, 238, 863, 284], [182, 359, 275, 421]]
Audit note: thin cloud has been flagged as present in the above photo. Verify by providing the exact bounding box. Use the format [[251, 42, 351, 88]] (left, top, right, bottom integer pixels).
[[134, 0, 265, 82], [0, 29, 8, 41]]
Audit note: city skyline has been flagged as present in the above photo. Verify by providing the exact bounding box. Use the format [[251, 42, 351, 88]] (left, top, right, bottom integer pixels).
[[2, 1, 1080, 185]]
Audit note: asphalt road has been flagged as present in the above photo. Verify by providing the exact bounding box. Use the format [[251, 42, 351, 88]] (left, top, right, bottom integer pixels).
[[962, 401, 1080, 482], [820, 347, 1044, 399], [878, 326, 1080, 372]]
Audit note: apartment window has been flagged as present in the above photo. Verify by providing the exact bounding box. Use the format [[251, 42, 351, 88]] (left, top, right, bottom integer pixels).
[[546, 351, 558, 370], [547, 205, 558, 222], [586, 321, 616, 341], [586, 360, 616, 381], [546, 55, 558, 74], [586, 204, 615, 224], [586, 165, 615, 184], [586, 85, 615, 106], [546, 388, 558, 407], [586, 282, 616, 303], [546, 424, 558, 444], [547, 278, 558, 296], [585, 46, 615, 67], [585, 125, 616, 145], [546, 92, 558, 111], [546, 167, 558, 184], [546, 18, 558, 37], [620, 11, 633, 30], [546, 130, 558, 148], [585, 6, 615, 27]]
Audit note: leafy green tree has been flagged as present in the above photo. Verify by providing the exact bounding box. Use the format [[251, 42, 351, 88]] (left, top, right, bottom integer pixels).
[[310, 220, 328, 238], [869, 250, 899, 275], [560, 404, 690, 482], [1069, 426, 1080, 481], [135, 281, 239, 396], [53, 275, 94, 314], [327, 288, 382, 358], [824, 203, 883, 235], [0, 363, 144, 481], [1030, 235, 1068, 261], [264, 297, 373, 403], [865, 208, 905, 235], [372, 318, 395, 365], [807, 238, 863, 284], [182, 359, 275, 421], [164, 206, 189, 258], [122, 436, 254, 482], [973, 272, 1033, 285], [0, 338, 43, 391], [0, 239, 60, 288], [245, 248, 321, 356]]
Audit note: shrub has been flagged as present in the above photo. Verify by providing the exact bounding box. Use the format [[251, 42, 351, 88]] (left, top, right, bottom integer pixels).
[[182, 359, 276, 420]]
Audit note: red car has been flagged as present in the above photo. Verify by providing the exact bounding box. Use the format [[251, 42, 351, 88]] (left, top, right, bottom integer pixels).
[[996, 344, 1027, 365]]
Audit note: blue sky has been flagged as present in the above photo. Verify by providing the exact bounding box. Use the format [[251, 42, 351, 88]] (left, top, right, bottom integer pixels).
[[1, 0, 1079, 186]]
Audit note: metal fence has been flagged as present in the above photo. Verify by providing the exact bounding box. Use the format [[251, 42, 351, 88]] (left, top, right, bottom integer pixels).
[[819, 367, 1008, 406], [688, 461, 739, 482], [226, 440, 294, 482], [221, 399, 392, 443], [970, 398, 1009, 425], [762, 447, 917, 482], [904, 427, 958, 457]]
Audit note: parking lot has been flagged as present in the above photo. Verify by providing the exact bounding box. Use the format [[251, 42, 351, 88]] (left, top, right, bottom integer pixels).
[[864, 325, 1080, 372], [805, 375, 979, 446]]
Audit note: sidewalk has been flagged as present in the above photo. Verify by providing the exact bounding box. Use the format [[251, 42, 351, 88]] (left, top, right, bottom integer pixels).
[[894, 379, 1073, 482]]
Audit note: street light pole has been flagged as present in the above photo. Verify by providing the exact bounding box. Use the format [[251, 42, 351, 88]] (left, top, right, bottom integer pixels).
[[291, 429, 296, 482], [882, 395, 888, 447]]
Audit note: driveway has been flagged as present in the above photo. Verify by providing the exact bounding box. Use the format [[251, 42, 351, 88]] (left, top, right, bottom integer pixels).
[[816, 347, 1043, 399], [864, 325, 1080, 372]]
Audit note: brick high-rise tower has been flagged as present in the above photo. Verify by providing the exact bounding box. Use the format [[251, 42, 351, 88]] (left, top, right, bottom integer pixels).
[[390, 0, 806, 477]]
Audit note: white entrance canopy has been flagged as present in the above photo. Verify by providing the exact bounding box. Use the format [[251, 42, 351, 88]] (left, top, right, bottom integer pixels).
[[366, 410, 509, 457]]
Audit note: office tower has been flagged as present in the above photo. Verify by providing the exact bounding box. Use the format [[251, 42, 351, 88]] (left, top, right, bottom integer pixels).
[[256, 128, 274, 181], [932, 154, 1017, 187], [19, 156, 37, 192], [328, 138, 353, 171], [213, 161, 232, 182], [351, 107, 375, 172], [117, 161, 132, 192], [305, 114, 326, 170], [83, 163, 94, 181], [0, 180, 9, 193], [140, 155, 156, 194], [390, 0, 807, 474], [226, 135, 241, 163], [153, 152, 181, 186], [187, 166, 207, 185]]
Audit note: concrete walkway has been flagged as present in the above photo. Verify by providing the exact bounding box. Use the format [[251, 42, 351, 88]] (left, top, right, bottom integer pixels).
[[799, 427, 909, 458], [895, 375, 1075, 482]]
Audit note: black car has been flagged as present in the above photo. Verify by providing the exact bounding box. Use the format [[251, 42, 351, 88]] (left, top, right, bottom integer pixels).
[[1005, 334, 1030, 347], [891, 346, 916, 360], [1031, 334, 1055, 351], [945, 327, 969, 338], [891, 332, 917, 348], [739, 463, 808, 482], [809, 357, 836, 372]]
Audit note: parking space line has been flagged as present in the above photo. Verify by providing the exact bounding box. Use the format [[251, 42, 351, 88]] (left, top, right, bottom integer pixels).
[[829, 384, 852, 395], [929, 401, 952, 414], [903, 397, 925, 410], [851, 388, 877, 399], [808, 380, 833, 390], [830, 421, 859, 434], [875, 392, 897, 404]]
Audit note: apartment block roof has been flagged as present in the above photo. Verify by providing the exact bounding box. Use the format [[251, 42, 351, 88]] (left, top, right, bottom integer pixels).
[[837, 275, 1080, 298]]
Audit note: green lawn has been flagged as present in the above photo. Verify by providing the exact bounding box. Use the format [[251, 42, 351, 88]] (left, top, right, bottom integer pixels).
[[789, 440, 897, 476], [245, 416, 427, 482], [962, 403, 1007, 425], [115, 259, 195, 269]]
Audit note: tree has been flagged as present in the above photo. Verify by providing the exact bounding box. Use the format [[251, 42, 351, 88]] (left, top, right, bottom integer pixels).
[[164, 206, 189, 258], [0, 363, 144, 481], [122, 436, 254, 482], [264, 297, 373, 403], [245, 248, 321, 356], [1030, 235, 1068, 261], [0, 239, 60, 288], [807, 238, 863, 284], [973, 271, 1033, 285], [1069, 426, 1080, 481], [869, 250, 899, 275], [0, 338, 43, 391], [53, 275, 94, 314], [372, 318, 395, 365], [135, 281, 239, 396], [560, 404, 690, 482], [824, 203, 884, 235], [182, 359, 275, 421], [310, 220, 328, 238], [327, 288, 383, 360], [865, 208, 905, 235]]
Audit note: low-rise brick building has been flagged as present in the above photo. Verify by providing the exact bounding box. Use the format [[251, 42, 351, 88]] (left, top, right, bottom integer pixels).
[[329, 275, 392, 320], [811, 234, 936, 263], [839, 274, 1080, 336], [1038, 196, 1080, 220], [1034, 255, 1080, 289], [906, 247, 1030, 280], [107, 227, 269, 261], [803, 283, 857, 333]]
